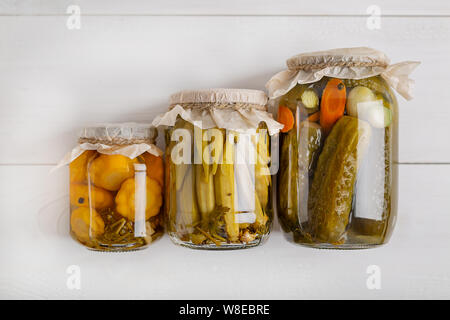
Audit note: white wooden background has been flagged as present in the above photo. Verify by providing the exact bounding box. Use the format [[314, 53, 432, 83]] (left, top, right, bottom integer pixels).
[[1, 1, 450, 300]]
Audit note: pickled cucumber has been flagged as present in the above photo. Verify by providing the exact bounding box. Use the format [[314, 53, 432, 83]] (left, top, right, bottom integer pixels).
[[298, 121, 323, 172], [166, 118, 273, 247], [278, 120, 323, 232], [279, 84, 308, 110], [278, 131, 299, 232], [276, 75, 398, 248], [308, 116, 372, 244], [350, 105, 393, 240]]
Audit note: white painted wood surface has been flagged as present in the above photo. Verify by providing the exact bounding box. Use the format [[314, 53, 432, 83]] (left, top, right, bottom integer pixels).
[[0, 1, 449, 299], [0, 15, 448, 164], [0, 164, 449, 299], [1, 0, 449, 16]]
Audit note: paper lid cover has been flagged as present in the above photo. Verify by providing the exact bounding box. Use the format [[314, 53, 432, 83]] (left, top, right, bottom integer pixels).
[[170, 88, 268, 108]]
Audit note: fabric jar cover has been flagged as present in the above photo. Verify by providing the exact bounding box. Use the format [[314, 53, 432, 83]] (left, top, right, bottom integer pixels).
[[152, 88, 283, 136], [265, 47, 420, 101], [55, 123, 162, 169]]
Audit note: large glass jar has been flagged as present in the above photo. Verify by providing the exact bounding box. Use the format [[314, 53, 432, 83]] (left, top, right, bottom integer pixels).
[[266, 48, 419, 249], [66, 124, 164, 251], [153, 89, 283, 249]]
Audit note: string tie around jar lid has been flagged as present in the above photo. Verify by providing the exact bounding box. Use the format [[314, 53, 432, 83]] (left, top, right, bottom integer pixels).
[[289, 60, 389, 71], [169, 88, 268, 110], [78, 123, 157, 146], [153, 88, 284, 136], [266, 47, 420, 100], [53, 123, 162, 171], [169, 102, 268, 112]]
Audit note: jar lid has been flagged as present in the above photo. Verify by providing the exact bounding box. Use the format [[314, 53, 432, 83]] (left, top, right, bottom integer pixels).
[[78, 123, 157, 145], [169, 88, 268, 109], [286, 47, 390, 71]]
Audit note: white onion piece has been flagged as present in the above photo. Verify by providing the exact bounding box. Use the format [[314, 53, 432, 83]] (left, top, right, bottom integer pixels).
[[355, 100, 392, 128], [346, 86, 377, 117], [364, 104, 392, 128]]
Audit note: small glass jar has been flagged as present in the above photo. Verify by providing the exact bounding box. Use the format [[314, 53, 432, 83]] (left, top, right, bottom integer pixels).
[[266, 48, 419, 249], [153, 89, 283, 249], [67, 124, 164, 251]]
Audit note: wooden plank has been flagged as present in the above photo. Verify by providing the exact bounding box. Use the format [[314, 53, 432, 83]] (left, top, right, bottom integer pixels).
[[0, 164, 449, 299], [0, 16, 447, 163], [1, 0, 449, 16]]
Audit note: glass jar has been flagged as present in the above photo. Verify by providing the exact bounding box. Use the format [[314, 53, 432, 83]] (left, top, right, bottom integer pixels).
[[67, 124, 164, 251], [153, 89, 283, 249], [266, 48, 419, 249]]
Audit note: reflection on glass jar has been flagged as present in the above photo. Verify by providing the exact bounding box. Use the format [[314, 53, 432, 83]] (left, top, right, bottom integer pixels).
[[66, 124, 164, 251], [165, 120, 273, 249], [154, 89, 283, 249], [277, 76, 397, 248], [267, 48, 419, 249]]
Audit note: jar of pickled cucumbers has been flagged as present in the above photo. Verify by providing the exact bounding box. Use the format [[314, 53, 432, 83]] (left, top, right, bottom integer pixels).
[[62, 123, 164, 251], [266, 47, 419, 249], [153, 89, 283, 249]]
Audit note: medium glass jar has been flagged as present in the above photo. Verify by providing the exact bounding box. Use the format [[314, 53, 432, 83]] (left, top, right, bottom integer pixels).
[[67, 124, 164, 251], [266, 48, 419, 249], [153, 89, 283, 249]]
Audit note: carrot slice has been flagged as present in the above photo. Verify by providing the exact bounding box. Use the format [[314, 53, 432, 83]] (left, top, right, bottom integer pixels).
[[320, 78, 346, 134], [277, 105, 294, 133], [307, 111, 320, 122]]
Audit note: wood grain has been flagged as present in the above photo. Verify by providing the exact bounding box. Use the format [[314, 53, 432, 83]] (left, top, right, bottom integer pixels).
[[0, 164, 449, 299], [0, 1, 448, 299], [1, 1, 449, 16], [0, 16, 447, 163]]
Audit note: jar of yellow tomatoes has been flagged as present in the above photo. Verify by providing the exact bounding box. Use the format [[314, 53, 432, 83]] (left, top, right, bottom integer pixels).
[[64, 123, 164, 251], [153, 89, 283, 249], [266, 47, 419, 249]]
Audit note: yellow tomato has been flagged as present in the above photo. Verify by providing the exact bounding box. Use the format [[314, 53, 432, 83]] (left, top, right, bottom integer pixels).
[[115, 177, 162, 221], [70, 183, 114, 209], [70, 207, 105, 242], [69, 150, 97, 183], [89, 154, 137, 191], [142, 153, 164, 187]]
